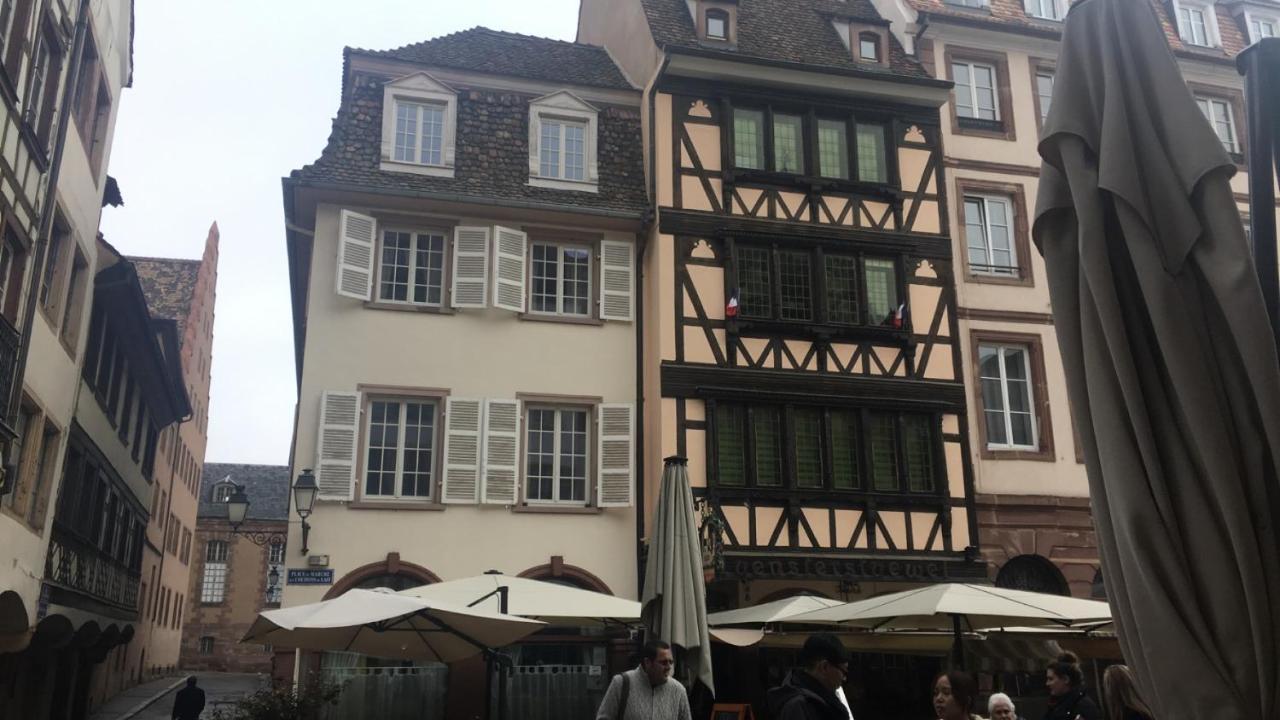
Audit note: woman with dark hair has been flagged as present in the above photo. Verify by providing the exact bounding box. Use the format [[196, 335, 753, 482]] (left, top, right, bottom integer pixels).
[[1044, 652, 1102, 720], [932, 670, 981, 720], [1101, 665, 1154, 720]]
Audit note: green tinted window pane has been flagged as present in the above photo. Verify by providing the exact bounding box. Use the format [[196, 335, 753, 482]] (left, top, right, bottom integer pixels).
[[864, 258, 898, 326], [825, 255, 859, 325], [716, 405, 746, 486], [830, 410, 860, 489], [817, 119, 849, 179], [904, 415, 935, 492], [870, 413, 899, 491], [734, 109, 764, 169], [773, 114, 805, 174], [794, 408, 823, 488], [753, 407, 783, 487], [778, 251, 812, 321], [856, 124, 887, 183], [737, 246, 772, 318]]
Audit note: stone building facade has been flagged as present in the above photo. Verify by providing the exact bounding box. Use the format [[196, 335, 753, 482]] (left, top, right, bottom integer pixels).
[[180, 463, 289, 674]]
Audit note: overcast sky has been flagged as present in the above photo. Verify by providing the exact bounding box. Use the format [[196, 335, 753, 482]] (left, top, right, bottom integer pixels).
[[98, 0, 582, 465]]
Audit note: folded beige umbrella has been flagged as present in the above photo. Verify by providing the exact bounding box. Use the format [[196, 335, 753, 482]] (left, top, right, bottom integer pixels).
[[242, 588, 543, 662], [399, 573, 640, 626]]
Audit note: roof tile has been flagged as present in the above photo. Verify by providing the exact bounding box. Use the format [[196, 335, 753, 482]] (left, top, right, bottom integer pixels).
[[129, 257, 201, 337], [199, 463, 291, 521]]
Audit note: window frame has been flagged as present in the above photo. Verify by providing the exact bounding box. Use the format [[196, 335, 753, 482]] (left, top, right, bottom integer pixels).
[[1189, 87, 1246, 163], [944, 47, 1016, 141], [536, 115, 589, 182], [963, 193, 1018, 278], [527, 92, 600, 193], [857, 32, 881, 62], [708, 399, 944, 497], [954, 178, 1034, 286], [200, 539, 229, 604], [1248, 14, 1278, 42], [1023, 0, 1061, 21], [705, 8, 729, 40], [359, 395, 442, 503], [729, 102, 897, 188], [374, 226, 449, 308], [1173, 0, 1220, 47], [380, 72, 458, 178], [1029, 59, 1055, 131], [528, 240, 594, 319], [522, 402, 594, 507], [970, 330, 1055, 461]]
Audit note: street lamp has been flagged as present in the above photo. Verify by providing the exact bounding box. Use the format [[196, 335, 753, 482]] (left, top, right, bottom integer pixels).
[[293, 469, 317, 556], [224, 470, 318, 555]]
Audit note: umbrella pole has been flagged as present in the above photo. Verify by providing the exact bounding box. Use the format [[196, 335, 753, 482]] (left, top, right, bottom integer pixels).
[[950, 615, 966, 670], [1237, 38, 1280, 345]]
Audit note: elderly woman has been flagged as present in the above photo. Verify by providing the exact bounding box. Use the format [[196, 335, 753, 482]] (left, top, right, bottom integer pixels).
[[988, 693, 1024, 720]]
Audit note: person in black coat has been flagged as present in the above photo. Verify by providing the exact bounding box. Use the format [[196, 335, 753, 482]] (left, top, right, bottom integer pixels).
[[766, 634, 852, 720], [1043, 652, 1102, 720], [171, 676, 206, 720]]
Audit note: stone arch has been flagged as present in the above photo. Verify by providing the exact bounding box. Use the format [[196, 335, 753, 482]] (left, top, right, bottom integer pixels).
[[517, 561, 613, 595], [994, 554, 1070, 596], [324, 552, 441, 599]]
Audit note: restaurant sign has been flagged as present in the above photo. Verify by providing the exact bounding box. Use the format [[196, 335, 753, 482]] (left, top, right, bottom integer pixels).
[[720, 556, 985, 583]]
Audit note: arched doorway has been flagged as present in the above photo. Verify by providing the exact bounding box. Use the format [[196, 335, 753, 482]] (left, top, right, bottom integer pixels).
[[323, 553, 440, 600], [995, 554, 1071, 596]]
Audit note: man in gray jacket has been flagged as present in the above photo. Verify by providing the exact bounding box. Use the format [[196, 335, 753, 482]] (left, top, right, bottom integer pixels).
[[595, 639, 693, 720]]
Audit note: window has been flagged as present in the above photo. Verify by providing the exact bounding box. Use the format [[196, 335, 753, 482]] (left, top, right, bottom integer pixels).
[[0, 0, 15, 61], [525, 406, 590, 505], [858, 33, 880, 62], [952, 61, 998, 121], [733, 109, 764, 170], [1252, 17, 1277, 41], [1196, 97, 1238, 154], [706, 8, 728, 39], [72, 33, 111, 175], [23, 26, 49, 127], [816, 119, 848, 180], [38, 220, 66, 311], [377, 229, 445, 305], [363, 398, 437, 500], [530, 243, 591, 317], [772, 114, 804, 174], [198, 636, 214, 655], [1025, 0, 1059, 20], [1177, 4, 1210, 46], [964, 195, 1017, 276], [946, 0, 988, 7], [538, 118, 587, 181], [979, 344, 1037, 450], [1035, 70, 1054, 124], [266, 542, 284, 604], [855, 124, 887, 183], [381, 72, 457, 177], [211, 483, 233, 504], [735, 246, 900, 328], [180, 528, 192, 565], [200, 540, 228, 603], [59, 250, 88, 349], [393, 100, 446, 166], [0, 228, 25, 325], [713, 402, 938, 493]]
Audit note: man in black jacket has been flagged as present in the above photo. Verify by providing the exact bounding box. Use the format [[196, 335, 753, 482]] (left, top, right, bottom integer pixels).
[[171, 676, 206, 720], [767, 634, 852, 720]]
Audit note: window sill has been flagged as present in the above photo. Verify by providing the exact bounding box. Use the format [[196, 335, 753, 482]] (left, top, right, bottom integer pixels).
[[730, 318, 911, 344], [379, 160, 455, 178], [363, 300, 454, 315], [729, 169, 898, 198], [348, 499, 445, 511], [980, 446, 1056, 462], [518, 312, 603, 327], [512, 503, 601, 515], [955, 117, 1008, 140], [527, 177, 599, 193], [965, 271, 1032, 288]]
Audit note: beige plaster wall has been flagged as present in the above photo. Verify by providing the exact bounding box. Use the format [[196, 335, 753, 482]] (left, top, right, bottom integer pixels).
[[576, 0, 664, 91]]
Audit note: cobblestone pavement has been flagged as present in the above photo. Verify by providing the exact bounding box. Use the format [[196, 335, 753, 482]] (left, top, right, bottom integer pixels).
[[92, 672, 266, 720]]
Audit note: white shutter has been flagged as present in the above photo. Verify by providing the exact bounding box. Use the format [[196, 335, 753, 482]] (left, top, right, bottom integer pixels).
[[315, 391, 361, 501], [491, 226, 527, 313], [451, 226, 491, 308], [596, 403, 634, 508], [481, 399, 521, 505], [599, 240, 634, 322], [441, 397, 483, 503], [335, 210, 376, 301]]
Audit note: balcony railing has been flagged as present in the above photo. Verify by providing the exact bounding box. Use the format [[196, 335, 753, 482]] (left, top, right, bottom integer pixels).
[[45, 529, 140, 612], [0, 314, 20, 439]]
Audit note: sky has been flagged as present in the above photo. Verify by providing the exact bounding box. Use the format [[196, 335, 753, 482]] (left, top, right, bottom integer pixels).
[[98, 0, 583, 465]]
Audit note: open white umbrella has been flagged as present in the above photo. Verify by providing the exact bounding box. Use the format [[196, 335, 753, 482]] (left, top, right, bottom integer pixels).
[[399, 573, 640, 626], [241, 588, 543, 662], [707, 595, 845, 628]]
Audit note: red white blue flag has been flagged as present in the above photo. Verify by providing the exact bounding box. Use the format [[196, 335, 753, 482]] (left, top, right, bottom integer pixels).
[[726, 288, 740, 318]]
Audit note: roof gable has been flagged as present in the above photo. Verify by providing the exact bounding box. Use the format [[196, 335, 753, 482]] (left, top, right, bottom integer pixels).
[[385, 70, 456, 95], [530, 89, 599, 113]]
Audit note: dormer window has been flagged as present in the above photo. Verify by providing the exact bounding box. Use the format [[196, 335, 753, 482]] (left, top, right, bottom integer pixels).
[[1250, 15, 1277, 41], [706, 9, 729, 40], [380, 71, 457, 178], [1172, 0, 1220, 47], [528, 91, 599, 192], [858, 33, 881, 62], [212, 481, 234, 504]]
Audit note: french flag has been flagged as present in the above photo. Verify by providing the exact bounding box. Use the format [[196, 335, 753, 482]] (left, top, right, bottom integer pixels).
[[892, 303, 907, 329], [726, 288, 740, 318]]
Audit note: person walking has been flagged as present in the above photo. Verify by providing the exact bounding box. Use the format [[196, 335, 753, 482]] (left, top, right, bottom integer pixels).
[[1101, 665, 1155, 720], [171, 677, 206, 720], [988, 692, 1025, 720], [1043, 652, 1102, 720], [767, 633, 852, 720], [595, 639, 692, 720], [932, 670, 981, 720]]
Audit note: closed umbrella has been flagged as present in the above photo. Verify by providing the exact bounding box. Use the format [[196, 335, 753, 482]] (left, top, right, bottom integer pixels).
[[241, 588, 543, 662], [1034, 0, 1280, 717], [399, 572, 641, 626], [643, 456, 713, 694]]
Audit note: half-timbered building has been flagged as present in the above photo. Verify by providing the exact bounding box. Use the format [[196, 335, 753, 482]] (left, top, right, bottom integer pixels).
[[581, 0, 985, 634]]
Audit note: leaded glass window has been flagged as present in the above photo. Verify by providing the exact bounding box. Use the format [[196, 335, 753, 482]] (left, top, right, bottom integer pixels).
[[830, 410, 860, 490], [773, 113, 805, 174], [825, 255, 860, 325], [870, 413, 899, 492], [864, 258, 898, 326], [716, 405, 746, 486], [778, 251, 812, 321], [753, 407, 783, 487], [734, 109, 764, 169], [817, 119, 849, 179], [856, 124, 887, 183], [904, 415, 935, 492], [737, 246, 773, 319], [794, 408, 823, 488]]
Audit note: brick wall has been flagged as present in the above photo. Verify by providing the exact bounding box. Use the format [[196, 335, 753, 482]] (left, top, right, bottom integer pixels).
[[975, 493, 1101, 598], [179, 519, 285, 673]]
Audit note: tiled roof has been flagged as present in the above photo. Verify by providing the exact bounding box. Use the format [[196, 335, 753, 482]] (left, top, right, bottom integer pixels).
[[129, 257, 201, 337], [639, 0, 932, 79], [356, 27, 635, 90], [199, 463, 291, 521], [907, 0, 1248, 62], [290, 73, 648, 215]]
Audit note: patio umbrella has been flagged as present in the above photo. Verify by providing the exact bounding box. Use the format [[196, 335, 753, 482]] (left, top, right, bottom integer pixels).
[[785, 583, 1110, 668], [398, 572, 641, 626], [643, 456, 713, 694], [241, 588, 543, 662], [1033, 0, 1280, 717], [707, 595, 846, 628]]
